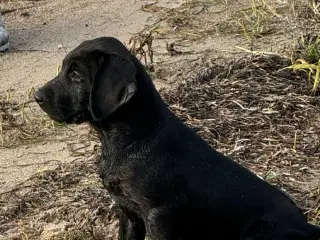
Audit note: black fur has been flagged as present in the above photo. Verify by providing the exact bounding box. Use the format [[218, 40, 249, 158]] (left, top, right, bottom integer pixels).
[[34, 37, 320, 240]]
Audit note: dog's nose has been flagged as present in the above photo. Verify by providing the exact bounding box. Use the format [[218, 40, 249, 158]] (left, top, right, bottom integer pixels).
[[34, 91, 46, 104]]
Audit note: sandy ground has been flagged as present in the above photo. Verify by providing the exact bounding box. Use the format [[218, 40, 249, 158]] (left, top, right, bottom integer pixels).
[[0, 0, 153, 193]]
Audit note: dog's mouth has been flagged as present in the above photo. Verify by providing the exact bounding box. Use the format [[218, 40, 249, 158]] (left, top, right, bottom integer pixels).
[[45, 110, 90, 124], [66, 111, 91, 124], [35, 100, 91, 124]]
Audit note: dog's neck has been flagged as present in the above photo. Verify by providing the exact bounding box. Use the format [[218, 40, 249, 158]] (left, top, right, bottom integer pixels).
[[90, 65, 170, 150]]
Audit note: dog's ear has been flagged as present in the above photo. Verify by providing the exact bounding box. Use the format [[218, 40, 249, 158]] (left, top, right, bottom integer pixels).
[[89, 52, 137, 121]]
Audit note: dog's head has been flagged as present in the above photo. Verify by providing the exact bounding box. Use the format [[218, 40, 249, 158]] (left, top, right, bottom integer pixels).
[[34, 37, 137, 124]]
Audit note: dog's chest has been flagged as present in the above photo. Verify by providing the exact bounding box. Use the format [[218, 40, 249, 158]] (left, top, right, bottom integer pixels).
[[100, 168, 144, 212], [98, 139, 154, 210], [98, 155, 151, 215], [99, 152, 135, 196], [99, 155, 123, 194]]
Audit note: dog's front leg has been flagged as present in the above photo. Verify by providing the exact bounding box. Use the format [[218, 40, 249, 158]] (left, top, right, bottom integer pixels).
[[146, 207, 180, 240], [118, 210, 130, 240], [118, 207, 146, 240]]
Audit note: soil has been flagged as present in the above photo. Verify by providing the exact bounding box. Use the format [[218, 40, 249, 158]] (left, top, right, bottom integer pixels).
[[0, 0, 319, 239]]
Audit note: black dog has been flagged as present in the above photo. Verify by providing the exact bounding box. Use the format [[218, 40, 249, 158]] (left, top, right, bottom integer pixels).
[[34, 37, 320, 240]]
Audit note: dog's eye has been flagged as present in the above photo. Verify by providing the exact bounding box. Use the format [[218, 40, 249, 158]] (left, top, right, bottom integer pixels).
[[69, 71, 83, 83]]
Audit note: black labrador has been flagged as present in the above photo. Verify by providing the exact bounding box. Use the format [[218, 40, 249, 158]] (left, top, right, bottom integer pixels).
[[34, 37, 320, 240]]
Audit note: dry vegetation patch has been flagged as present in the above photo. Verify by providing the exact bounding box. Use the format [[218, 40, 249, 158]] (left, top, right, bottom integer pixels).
[[0, 155, 119, 240]]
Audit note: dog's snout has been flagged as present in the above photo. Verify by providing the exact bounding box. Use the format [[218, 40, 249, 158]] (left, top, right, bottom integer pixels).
[[34, 90, 46, 104]]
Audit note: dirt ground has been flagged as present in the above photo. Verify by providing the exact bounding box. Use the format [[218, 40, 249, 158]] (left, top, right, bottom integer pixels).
[[0, 0, 319, 239]]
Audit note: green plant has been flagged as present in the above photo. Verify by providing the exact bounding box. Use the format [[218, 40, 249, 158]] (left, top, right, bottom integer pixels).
[[286, 58, 320, 93], [287, 35, 320, 93], [304, 36, 320, 63]]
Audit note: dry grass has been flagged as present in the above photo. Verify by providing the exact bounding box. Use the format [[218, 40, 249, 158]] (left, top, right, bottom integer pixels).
[[0, 89, 68, 148], [138, 1, 317, 45], [139, 0, 320, 93], [140, 0, 212, 42], [127, 30, 154, 67], [0, 155, 119, 240]]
